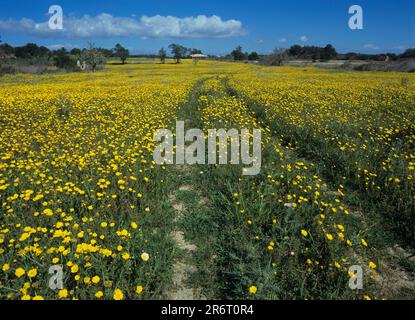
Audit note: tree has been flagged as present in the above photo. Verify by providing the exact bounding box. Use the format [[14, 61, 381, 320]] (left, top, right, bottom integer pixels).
[[288, 44, 339, 61], [113, 43, 129, 64], [0, 37, 16, 74], [168, 44, 188, 64], [0, 37, 6, 67], [401, 48, 415, 59], [70, 48, 82, 56], [158, 48, 167, 64], [14, 43, 49, 59], [39, 46, 50, 57], [231, 46, 245, 61], [248, 52, 259, 61], [269, 48, 289, 66], [53, 48, 76, 69], [312, 51, 320, 62], [289, 45, 302, 57], [321, 44, 337, 61], [0, 43, 14, 56], [190, 48, 202, 55], [80, 44, 107, 71]]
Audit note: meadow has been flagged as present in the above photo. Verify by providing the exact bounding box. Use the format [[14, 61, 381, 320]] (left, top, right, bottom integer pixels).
[[0, 60, 414, 300]]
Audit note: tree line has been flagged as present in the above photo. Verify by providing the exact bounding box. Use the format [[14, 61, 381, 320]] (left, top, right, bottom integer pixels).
[[227, 44, 415, 63], [0, 40, 131, 71], [2, 37, 414, 74], [0, 40, 206, 69]]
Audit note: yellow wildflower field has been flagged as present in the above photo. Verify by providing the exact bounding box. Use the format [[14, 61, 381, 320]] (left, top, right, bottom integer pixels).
[[0, 60, 414, 300]]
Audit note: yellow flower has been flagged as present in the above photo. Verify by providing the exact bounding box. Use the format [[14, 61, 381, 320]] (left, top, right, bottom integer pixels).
[[70, 265, 79, 273], [301, 229, 308, 237], [326, 234, 334, 241], [58, 289, 68, 299], [21, 295, 31, 300], [337, 225, 345, 232], [141, 252, 150, 262], [122, 252, 130, 260], [92, 276, 101, 284], [131, 222, 138, 229], [249, 286, 257, 295], [361, 239, 368, 247], [27, 268, 37, 278], [113, 289, 124, 300], [15, 268, 25, 278], [33, 295, 44, 300], [2, 264, 10, 272], [136, 285, 143, 295], [369, 262, 377, 269], [43, 208, 53, 216], [95, 291, 104, 298]]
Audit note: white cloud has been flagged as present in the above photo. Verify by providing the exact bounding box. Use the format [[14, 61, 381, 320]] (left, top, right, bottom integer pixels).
[[279, 37, 287, 43], [363, 43, 380, 50], [300, 35, 308, 42], [0, 14, 244, 39], [139, 15, 244, 39], [0, 18, 35, 33]]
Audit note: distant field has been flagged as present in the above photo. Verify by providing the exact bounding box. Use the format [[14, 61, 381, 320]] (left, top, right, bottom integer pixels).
[[0, 60, 414, 300], [107, 57, 176, 64]]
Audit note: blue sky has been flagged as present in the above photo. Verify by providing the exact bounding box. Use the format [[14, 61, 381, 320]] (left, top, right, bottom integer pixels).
[[0, 0, 414, 55]]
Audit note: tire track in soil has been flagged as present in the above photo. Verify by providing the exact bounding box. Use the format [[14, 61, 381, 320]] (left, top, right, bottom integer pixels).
[[165, 178, 206, 300], [164, 79, 210, 300]]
